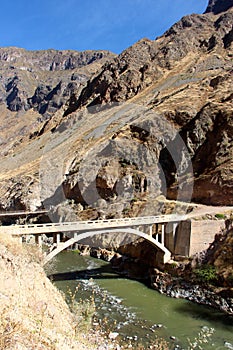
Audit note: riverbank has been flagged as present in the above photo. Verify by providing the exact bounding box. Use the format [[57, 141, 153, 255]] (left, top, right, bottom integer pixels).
[[0, 233, 119, 350], [150, 268, 233, 315]]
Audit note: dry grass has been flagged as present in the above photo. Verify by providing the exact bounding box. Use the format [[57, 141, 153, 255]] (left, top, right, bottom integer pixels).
[[0, 233, 96, 350]]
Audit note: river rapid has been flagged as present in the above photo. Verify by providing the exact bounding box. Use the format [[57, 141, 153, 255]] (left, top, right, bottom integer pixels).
[[45, 251, 233, 349]]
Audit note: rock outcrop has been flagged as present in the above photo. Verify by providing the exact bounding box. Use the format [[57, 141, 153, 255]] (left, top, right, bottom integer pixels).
[[0, 47, 115, 116], [0, 0, 232, 213], [63, 3, 233, 207], [205, 0, 233, 14]]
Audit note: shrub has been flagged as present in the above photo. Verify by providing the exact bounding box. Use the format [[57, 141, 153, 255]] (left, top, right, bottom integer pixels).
[[194, 265, 218, 285], [131, 197, 138, 203], [215, 213, 226, 219]]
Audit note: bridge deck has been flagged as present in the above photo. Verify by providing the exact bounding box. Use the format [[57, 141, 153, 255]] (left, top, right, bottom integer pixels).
[[0, 214, 184, 235]]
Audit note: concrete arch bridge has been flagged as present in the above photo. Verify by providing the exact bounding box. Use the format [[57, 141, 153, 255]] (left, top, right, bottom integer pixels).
[[0, 215, 186, 265]]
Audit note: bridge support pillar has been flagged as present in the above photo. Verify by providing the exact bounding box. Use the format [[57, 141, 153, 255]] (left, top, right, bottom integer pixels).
[[154, 223, 159, 242], [53, 233, 61, 244], [35, 234, 42, 248], [161, 224, 165, 245], [173, 223, 178, 244], [149, 225, 153, 237], [164, 222, 178, 253]]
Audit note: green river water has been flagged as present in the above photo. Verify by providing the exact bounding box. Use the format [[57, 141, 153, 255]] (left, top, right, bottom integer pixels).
[[45, 251, 233, 349]]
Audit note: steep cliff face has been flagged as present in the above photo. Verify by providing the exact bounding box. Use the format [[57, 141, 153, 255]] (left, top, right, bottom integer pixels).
[[0, 47, 115, 117], [62, 2, 233, 207], [0, 0, 232, 214], [64, 5, 233, 112], [205, 0, 233, 14]]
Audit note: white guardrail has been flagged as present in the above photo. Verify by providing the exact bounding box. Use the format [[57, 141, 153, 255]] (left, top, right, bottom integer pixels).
[[0, 214, 185, 235]]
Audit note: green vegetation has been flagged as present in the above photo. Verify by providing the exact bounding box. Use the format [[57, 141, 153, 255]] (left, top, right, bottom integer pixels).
[[122, 207, 130, 214], [72, 249, 81, 254], [67, 286, 95, 332], [194, 265, 218, 285], [215, 213, 226, 219]]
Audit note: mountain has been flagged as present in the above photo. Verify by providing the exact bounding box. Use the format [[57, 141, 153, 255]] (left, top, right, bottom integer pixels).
[[0, 0, 232, 217], [0, 47, 115, 116], [205, 0, 233, 14]]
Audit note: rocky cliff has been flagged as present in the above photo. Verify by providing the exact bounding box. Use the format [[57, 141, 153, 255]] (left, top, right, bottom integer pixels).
[[205, 0, 233, 14], [0, 47, 115, 117], [0, 0, 232, 216]]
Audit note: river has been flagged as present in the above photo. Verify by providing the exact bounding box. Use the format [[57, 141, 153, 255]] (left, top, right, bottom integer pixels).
[[45, 251, 233, 349]]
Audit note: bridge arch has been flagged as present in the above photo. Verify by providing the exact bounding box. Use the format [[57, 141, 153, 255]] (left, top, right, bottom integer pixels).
[[44, 228, 171, 265]]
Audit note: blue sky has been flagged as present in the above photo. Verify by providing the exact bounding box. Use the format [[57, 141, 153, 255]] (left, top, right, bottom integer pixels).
[[1, 0, 208, 54]]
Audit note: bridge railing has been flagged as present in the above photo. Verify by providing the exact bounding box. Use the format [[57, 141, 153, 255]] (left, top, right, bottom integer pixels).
[[13, 214, 184, 228], [0, 214, 185, 235]]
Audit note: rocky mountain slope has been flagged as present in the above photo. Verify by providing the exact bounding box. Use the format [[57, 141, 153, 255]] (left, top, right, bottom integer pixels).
[[0, 47, 115, 116], [205, 0, 233, 14], [0, 0, 232, 217]]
